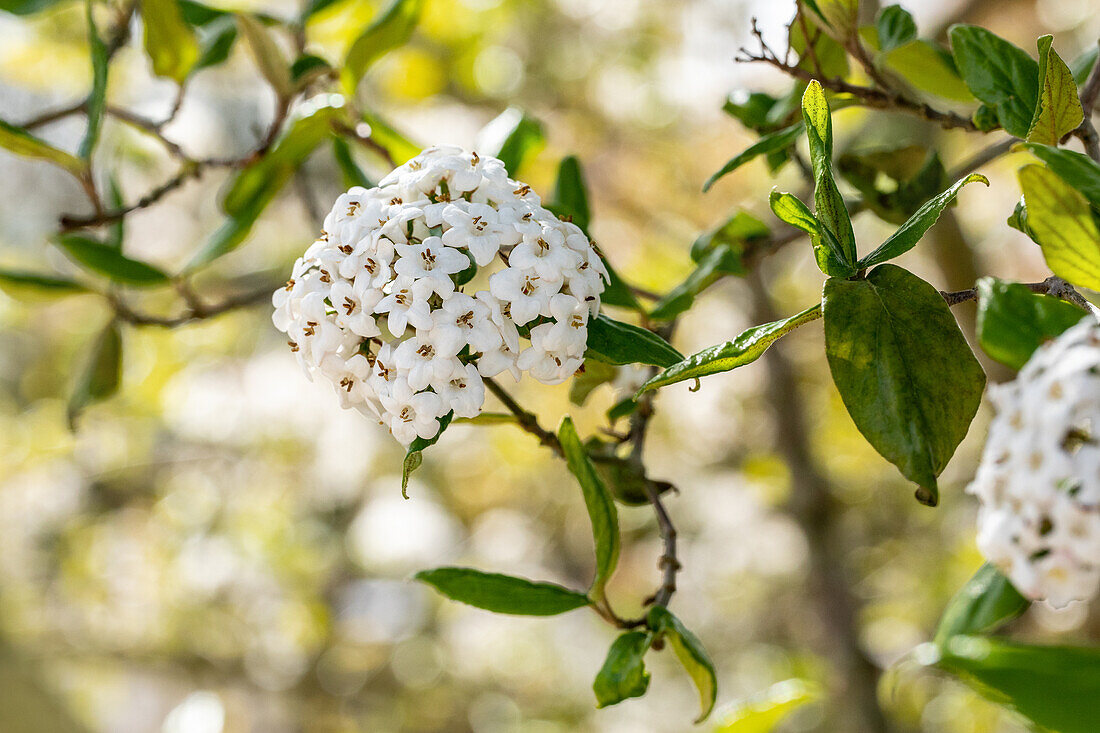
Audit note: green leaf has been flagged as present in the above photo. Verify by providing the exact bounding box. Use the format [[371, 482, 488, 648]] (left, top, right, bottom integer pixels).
[[558, 416, 619, 602], [607, 396, 638, 423], [79, 0, 108, 160], [949, 25, 1038, 137], [1018, 163, 1100, 291], [342, 0, 424, 93], [1026, 35, 1083, 146], [975, 277, 1086, 370], [801, 0, 858, 42], [802, 81, 857, 270], [192, 18, 237, 72], [823, 264, 985, 506], [934, 564, 1029, 647], [331, 136, 373, 189], [648, 246, 730, 322], [140, 0, 200, 82], [857, 173, 989, 268], [551, 155, 590, 231], [0, 119, 85, 177], [714, 679, 820, 733], [638, 303, 821, 395], [178, 0, 228, 25], [703, 123, 803, 192], [1071, 46, 1099, 86], [290, 53, 332, 88], [0, 269, 89, 299], [401, 410, 453, 499], [722, 91, 779, 132], [299, 0, 340, 23], [105, 176, 124, 250], [875, 38, 975, 103], [0, 0, 66, 14], [932, 636, 1100, 733], [414, 567, 590, 616], [769, 189, 853, 276], [648, 606, 717, 723], [55, 234, 170, 286], [688, 211, 768, 272], [593, 631, 652, 708], [68, 320, 122, 428], [790, 10, 849, 79], [875, 5, 916, 52], [585, 314, 683, 368], [1020, 143, 1100, 211], [237, 14, 292, 100], [569, 359, 617, 407], [486, 108, 544, 176]]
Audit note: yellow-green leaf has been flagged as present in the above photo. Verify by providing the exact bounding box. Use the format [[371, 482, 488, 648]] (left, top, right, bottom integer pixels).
[[237, 14, 292, 99], [68, 320, 122, 428], [140, 0, 200, 82], [0, 119, 85, 177], [1018, 163, 1100, 291], [801, 81, 857, 271], [342, 0, 425, 93], [1026, 35, 1083, 146], [714, 679, 820, 733], [648, 606, 717, 723]]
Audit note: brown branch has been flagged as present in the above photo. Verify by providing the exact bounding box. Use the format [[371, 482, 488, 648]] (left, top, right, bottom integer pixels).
[[335, 121, 398, 169], [61, 163, 201, 229], [18, 101, 86, 131], [941, 275, 1093, 309], [1073, 42, 1100, 162], [108, 282, 279, 327]]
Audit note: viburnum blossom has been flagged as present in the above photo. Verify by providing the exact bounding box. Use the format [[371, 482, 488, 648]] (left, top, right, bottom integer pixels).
[[967, 316, 1100, 607], [272, 146, 607, 446]]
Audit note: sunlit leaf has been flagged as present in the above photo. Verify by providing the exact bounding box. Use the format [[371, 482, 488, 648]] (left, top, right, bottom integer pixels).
[[342, 0, 425, 92], [714, 679, 820, 733], [1026, 35, 1083, 146], [402, 411, 453, 498], [1017, 163, 1100, 291], [648, 606, 717, 723], [585, 315, 683, 368], [801, 81, 857, 269], [79, 0, 108, 160], [0, 119, 85, 177], [415, 567, 589, 615], [875, 5, 916, 52], [949, 25, 1038, 137], [0, 269, 89, 300], [140, 0, 201, 82], [1021, 143, 1100, 210], [769, 189, 853, 276], [55, 233, 170, 286], [649, 246, 732, 321], [933, 563, 1029, 647], [237, 14, 292, 99]]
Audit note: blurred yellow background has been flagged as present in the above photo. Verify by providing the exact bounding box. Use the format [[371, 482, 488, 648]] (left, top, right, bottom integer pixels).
[[1, 0, 1098, 731]]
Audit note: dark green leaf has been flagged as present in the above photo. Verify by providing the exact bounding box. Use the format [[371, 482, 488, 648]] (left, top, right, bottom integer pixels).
[[1020, 143, 1100, 210], [648, 606, 717, 723], [414, 567, 589, 616], [486, 108, 544, 176], [802, 81, 857, 269], [976, 277, 1086, 370], [585, 314, 683, 368], [1018, 163, 1100, 291], [331, 136, 373, 189], [401, 410, 453, 498], [722, 91, 779, 132], [569, 359, 617, 406], [342, 0, 424, 92], [932, 636, 1100, 733], [1026, 35, 1083, 146], [638, 303, 821, 395], [823, 264, 985, 506], [237, 14, 292, 99], [934, 564, 1029, 647], [703, 123, 803, 192], [68, 321, 122, 428], [290, 53, 331, 87], [105, 176, 124, 250], [178, 0, 228, 25], [949, 25, 1038, 137], [971, 103, 1000, 131], [1006, 197, 1033, 240], [838, 145, 951, 225], [55, 234, 170, 286], [79, 0, 108, 160], [875, 5, 916, 52], [140, 0, 200, 82], [0, 119, 85, 176], [551, 155, 590, 231], [593, 631, 652, 708], [858, 173, 988, 268], [193, 19, 237, 71], [606, 396, 638, 423], [1071, 46, 1099, 86], [558, 416, 619, 602]]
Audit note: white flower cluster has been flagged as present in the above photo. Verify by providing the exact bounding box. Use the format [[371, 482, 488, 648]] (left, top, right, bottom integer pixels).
[[968, 316, 1100, 608], [272, 146, 607, 446]]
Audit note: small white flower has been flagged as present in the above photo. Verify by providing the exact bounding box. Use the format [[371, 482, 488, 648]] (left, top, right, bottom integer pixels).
[[441, 203, 507, 266], [437, 363, 486, 418], [542, 293, 589, 355], [382, 382, 444, 446], [375, 276, 434, 336], [394, 333, 462, 391], [394, 236, 470, 295], [489, 267, 557, 326], [509, 224, 582, 283]]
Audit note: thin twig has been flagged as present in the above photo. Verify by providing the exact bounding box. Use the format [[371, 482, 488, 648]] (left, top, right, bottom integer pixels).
[[940, 276, 1092, 309], [109, 282, 280, 327], [1073, 42, 1100, 162]]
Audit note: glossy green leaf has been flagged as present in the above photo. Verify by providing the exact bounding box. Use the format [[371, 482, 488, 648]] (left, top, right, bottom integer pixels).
[[703, 123, 803, 193], [237, 14, 292, 99], [331, 136, 372, 189], [1021, 143, 1100, 210], [838, 145, 951, 225], [875, 5, 916, 52], [802, 0, 857, 42], [949, 25, 1038, 137], [649, 246, 730, 321], [802, 81, 857, 270], [714, 679, 820, 733], [769, 189, 853, 276], [648, 606, 717, 723], [401, 410, 453, 498], [0, 119, 85, 177], [55, 234, 170, 286], [68, 320, 122, 428], [0, 269, 89, 299], [140, 0, 200, 82], [486, 108, 544, 176], [1018, 163, 1100, 291], [934, 564, 1029, 647], [79, 0, 108, 160], [823, 265, 985, 506], [932, 636, 1100, 733], [558, 416, 619, 602], [414, 567, 589, 616], [976, 277, 1086, 370], [1026, 36, 1083, 146], [594, 631, 652, 708], [342, 0, 424, 92], [858, 173, 989, 268], [585, 314, 683, 368], [638, 303, 821, 395], [551, 155, 590, 231]]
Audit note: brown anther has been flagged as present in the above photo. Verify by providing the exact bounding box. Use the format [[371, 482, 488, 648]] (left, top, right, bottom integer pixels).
[[570, 315, 584, 329], [420, 249, 437, 268], [339, 377, 354, 392], [521, 275, 540, 296], [522, 212, 533, 221], [343, 297, 356, 315], [287, 340, 299, 352], [319, 270, 332, 283], [395, 291, 410, 306], [536, 237, 549, 253], [471, 151, 480, 165], [304, 321, 318, 337], [390, 197, 402, 205], [347, 202, 361, 216], [319, 230, 329, 241], [399, 406, 414, 421], [284, 279, 295, 291], [416, 344, 434, 358], [364, 257, 378, 274], [514, 185, 531, 196], [339, 244, 354, 255], [456, 310, 475, 327]]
